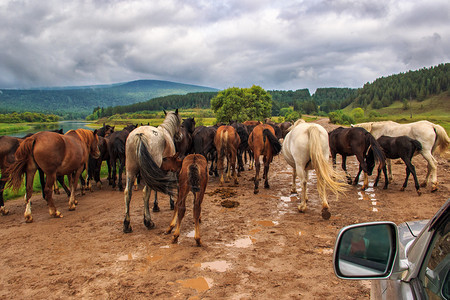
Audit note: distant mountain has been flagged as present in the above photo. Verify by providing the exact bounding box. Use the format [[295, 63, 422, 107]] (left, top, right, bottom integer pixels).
[[0, 80, 218, 118]]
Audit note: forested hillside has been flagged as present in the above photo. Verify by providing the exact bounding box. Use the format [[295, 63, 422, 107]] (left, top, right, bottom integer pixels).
[[0, 80, 217, 119], [345, 63, 449, 109]]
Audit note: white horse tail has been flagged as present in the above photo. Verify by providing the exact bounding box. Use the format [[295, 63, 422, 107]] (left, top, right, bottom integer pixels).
[[220, 130, 228, 158], [135, 133, 177, 195], [431, 123, 450, 155], [308, 126, 346, 198]]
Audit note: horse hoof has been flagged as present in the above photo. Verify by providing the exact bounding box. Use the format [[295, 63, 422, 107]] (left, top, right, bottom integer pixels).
[[400, 187, 405, 191], [153, 206, 160, 212], [254, 189, 259, 194], [123, 220, 133, 233], [68, 205, 76, 211], [0, 207, 9, 216], [420, 182, 427, 188], [172, 236, 179, 244], [195, 239, 202, 247], [144, 218, 155, 229], [297, 205, 306, 213], [321, 209, 331, 220], [431, 186, 438, 193], [417, 190, 422, 196], [25, 216, 33, 223]]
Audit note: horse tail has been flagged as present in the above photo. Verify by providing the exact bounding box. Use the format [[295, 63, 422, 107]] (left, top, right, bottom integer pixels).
[[431, 123, 450, 155], [188, 163, 200, 193], [7, 138, 35, 191], [308, 126, 346, 198], [220, 130, 228, 158], [263, 129, 282, 155], [366, 133, 386, 169], [135, 133, 177, 195]]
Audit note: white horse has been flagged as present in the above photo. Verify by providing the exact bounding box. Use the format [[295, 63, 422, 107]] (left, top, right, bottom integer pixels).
[[123, 110, 182, 233], [354, 120, 449, 192], [282, 120, 346, 219]]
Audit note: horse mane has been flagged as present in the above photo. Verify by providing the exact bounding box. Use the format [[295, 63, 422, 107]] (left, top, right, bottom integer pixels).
[[159, 111, 181, 136], [72, 129, 95, 147], [287, 119, 305, 132]]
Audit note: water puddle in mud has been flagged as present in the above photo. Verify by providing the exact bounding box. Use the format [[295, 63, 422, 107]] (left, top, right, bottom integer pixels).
[[225, 236, 253, 248], [254, 220, 278, 227], [186, 230, 195, 238], [201, 260, 232, 272], [357, 185, 379, 212], [177, 277, 213, 292]]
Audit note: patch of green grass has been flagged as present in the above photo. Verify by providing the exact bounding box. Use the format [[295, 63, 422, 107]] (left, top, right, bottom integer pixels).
[[0, 123, 33, 135]]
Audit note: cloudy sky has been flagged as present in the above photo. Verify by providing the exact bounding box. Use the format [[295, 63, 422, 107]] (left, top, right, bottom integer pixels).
[[0, 0, 448, 92]]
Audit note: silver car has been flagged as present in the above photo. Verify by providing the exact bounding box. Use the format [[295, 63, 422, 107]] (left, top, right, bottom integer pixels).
[[333, 199, 449, 299]]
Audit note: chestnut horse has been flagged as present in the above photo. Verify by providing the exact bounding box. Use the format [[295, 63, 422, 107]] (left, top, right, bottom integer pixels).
[[214, 125, 240, 186], [123, 110, 181, 233], [248, 124, 282, 194], [7, 129, 100, 222], [162, 154, 208, 246]]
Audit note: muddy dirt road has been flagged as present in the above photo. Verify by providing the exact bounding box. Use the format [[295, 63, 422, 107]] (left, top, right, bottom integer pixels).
[[1, 120, 449, 299]]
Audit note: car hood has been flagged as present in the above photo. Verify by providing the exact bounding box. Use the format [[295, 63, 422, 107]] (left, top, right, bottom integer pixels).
[[397, 220, 429, 259]]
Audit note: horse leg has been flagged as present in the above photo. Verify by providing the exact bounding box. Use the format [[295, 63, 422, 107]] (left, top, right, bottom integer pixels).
[[353, 167, 362, 186], [263, 157, 270, 189], [253, 153, 261, 194], [290, 165, 297, 194], [123, 174, 135, 233], [57, 176, 70, 197], [341, 156, 351, 184], [111, 158, 117, 189], [218, 155, 225, 186], [232, 152, 239, 185], [68, 173, 77, 210], [152, 191, 160, 212], [169, 195, 174, 210], [143, 186, 155, 229], [374, 168, 381, 187], [362, 172, 369, 191], [24, 170, 36, 223], [403, 158, 421, 195], [118, 158, 125, 191], [165, 196, 179, 234], [297, 166, 308, 213], [44, 173, 62, 218], [387, 158, 393, 182], [172, 187, 188, 244], [420, 151, 437, 192], [0, 176, 9, 216], [193, 191, 203, 246]]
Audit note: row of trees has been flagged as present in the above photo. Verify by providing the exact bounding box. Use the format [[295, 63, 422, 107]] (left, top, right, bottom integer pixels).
[[348, 63, 449, 109], [0, 112, 60, 123]]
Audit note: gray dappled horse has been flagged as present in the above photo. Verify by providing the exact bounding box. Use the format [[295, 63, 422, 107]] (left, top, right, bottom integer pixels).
[[123, 110, 182, 233]]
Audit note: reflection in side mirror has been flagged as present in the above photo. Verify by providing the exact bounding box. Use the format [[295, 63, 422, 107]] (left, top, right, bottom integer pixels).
[[334, 222, 397, 279]]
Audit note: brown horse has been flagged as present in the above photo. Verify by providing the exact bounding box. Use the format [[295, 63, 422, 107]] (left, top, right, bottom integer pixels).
[[7, 129, 100, 222], [248, 124, 282, 194], [162, 154, 208, 246], [0, 136, 21, 215], [214, 125, 240, 186]]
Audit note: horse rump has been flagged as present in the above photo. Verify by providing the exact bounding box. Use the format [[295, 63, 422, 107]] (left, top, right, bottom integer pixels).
[[263, 128, 282, 155], [136, 134, 177, 195]]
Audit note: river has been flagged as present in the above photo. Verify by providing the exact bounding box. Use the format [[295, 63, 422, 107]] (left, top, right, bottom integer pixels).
[[8, 121, 95, 138]]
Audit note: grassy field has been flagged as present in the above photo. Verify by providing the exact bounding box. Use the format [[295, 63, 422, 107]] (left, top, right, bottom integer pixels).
[[0, 123, 33, 135]]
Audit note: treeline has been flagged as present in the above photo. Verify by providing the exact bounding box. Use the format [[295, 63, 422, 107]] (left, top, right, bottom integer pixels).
[[92, 88, 355, 119], [348, 63, 449, 109], [0, 112, 60, 123]]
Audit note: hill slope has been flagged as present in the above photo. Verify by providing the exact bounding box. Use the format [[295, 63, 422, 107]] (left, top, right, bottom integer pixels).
[[0, 80, 218, 118]]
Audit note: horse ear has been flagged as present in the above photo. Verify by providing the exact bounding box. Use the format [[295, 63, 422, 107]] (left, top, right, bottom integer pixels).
[[175, 108, 179, 114], [164, 110, 167, 116], [93, 129, 98, 136]]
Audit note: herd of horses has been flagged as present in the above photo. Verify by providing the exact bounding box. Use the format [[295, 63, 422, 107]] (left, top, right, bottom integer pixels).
[[1, 110, 449, 245]]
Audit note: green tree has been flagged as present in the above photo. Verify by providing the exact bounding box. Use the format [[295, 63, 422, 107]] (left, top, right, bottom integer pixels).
[[210, 85, 272, 122]]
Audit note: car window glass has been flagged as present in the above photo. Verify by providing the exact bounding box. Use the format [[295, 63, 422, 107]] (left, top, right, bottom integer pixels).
[[420, 222, 449, 300]]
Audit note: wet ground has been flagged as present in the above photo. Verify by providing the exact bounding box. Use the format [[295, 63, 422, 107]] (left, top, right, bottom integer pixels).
[[1, 120, 449, 299]]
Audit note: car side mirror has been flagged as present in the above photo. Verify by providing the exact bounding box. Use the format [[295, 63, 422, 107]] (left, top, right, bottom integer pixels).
[[334, 222, 398, 279]]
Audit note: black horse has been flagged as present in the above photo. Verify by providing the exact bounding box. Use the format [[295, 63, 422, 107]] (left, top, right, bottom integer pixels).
[[108, 124, 137, 191], [175, 117, 196, 158], [367, 135, 422, 195], [328, 127, 386, 190], [192, 125, 219, 177], [230, 121, 249, 172], [86, 124, 114, 190]]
